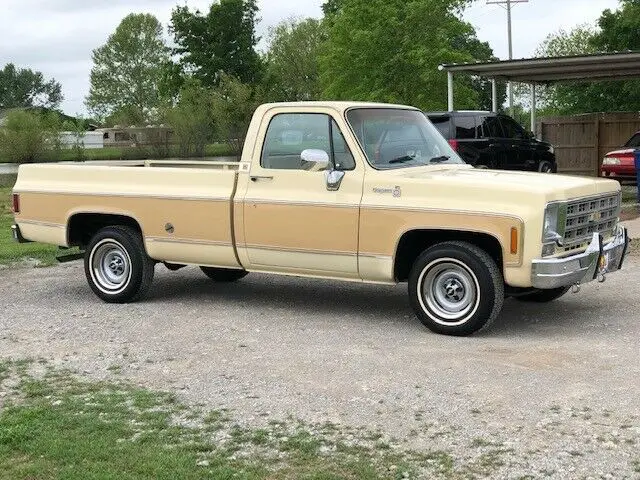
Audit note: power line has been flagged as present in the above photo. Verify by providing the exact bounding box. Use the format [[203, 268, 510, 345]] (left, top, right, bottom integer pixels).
[[486, 0, 529, 115]]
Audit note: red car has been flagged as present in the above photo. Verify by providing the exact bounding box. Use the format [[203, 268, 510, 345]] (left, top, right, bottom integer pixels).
[[601, 131, 640, 182]]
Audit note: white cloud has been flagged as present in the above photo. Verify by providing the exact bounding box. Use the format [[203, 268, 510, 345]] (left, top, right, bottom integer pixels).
[[0, 0, 621, 116]]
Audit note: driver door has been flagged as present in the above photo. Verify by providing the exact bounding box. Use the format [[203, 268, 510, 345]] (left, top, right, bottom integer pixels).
[[240, 110, 364, 278]]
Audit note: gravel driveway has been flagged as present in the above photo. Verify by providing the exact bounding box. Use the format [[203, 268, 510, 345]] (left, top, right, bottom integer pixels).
[[2, 259, 639, 478]]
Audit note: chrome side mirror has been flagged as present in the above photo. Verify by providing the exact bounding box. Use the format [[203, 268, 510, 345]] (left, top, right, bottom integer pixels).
[[300, 148, 345, 190], [325, 169, 345, 191], [301, 149, 330, 171]]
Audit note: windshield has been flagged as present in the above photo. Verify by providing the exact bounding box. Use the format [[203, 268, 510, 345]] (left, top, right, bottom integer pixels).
[[345, 108, 465, 169]]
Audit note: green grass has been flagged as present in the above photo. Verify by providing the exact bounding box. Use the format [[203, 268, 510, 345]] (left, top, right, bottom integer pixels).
[[0, 181, 60, 267], [621, 186, 639, 204], [0, 362, 430, 480]]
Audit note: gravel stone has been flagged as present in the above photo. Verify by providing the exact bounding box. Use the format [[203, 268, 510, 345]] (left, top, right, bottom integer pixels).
[[1, 259, 639, 478]]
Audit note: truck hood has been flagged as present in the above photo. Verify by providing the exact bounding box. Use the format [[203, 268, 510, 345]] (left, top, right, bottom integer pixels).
[[392, 165, 619, 201]]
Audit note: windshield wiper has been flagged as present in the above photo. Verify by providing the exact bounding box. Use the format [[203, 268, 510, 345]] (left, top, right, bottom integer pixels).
[[428, 155, 450, 163], [388, 155, 416, 164]]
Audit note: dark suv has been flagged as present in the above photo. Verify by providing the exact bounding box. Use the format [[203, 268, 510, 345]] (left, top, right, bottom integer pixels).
[[425, 111, 557, 173]]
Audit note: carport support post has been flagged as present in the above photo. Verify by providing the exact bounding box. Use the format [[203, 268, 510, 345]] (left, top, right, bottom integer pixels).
[[491, 79, 498, 113], [447, 71, 454, 111], [530, 83, 537, 137]]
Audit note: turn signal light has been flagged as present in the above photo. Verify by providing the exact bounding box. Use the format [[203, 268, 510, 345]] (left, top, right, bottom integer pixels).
[[12, 193, 20, 214], [510, 227, 518, 254], [448, 139, 459, 151]]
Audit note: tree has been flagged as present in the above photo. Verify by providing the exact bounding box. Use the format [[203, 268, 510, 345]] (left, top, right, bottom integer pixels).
[[263, 18, 325, 101], [534, 0, 640, 114], [170, 0, 262, 87], [166, 79, 217, 158], [104, 105, 147, 128], [0, 110, 62, 163], [86, 13, 170, 122], [0, 63, 63, 109], [319, 0, 498, 111], [451, 30, 507, 111], [211, 74, 264, 157]]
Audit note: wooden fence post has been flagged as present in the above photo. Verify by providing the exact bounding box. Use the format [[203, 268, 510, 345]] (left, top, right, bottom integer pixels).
[[594, 113, 601, 177]]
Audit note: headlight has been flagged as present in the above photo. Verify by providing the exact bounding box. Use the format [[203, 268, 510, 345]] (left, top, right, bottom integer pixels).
[[548, 145, 555, 154], [542, 202, 564, 243], [602, 157, 620, 165]]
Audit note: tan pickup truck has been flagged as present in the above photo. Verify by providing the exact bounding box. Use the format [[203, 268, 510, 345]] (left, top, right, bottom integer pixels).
[[11, 101, 630, 336]]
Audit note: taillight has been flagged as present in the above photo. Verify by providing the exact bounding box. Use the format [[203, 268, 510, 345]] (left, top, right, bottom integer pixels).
[[448, 139, 459, 151], [12, 193, 20, 214]]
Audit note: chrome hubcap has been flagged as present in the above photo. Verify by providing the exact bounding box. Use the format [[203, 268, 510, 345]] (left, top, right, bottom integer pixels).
[[90, 240, 131, 294], [419, 259, 480, 325]]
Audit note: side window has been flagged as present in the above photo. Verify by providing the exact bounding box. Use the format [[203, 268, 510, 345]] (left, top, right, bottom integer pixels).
[[261, 113, 331, 170], [480, 116, 504, 138], [261, 113, 355, 171], [625, 133, 640, 148], [499, 117, 525, 139], [454, 116, 477, 139], [331, 119, 356, 170]]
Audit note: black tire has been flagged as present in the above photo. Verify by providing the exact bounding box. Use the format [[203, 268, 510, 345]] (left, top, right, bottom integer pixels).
[[200, 266, 248, 282], [538, 160, 554, 173], [84, 226, 155, 303], [408, 241, 504, 336], [513, 287, 570, 303]]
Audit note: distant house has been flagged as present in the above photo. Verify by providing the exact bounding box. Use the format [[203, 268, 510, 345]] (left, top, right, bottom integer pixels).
[[59, 131, 104, 149], [96, 125, 174, 147]]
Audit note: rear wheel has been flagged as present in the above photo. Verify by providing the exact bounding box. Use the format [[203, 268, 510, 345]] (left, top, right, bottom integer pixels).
[[513, 287, 570, 303], [200, 266, 248, 282], [84, 226, 155, 303], [408, 242, 504, 336], [538, 160, 554, 173]]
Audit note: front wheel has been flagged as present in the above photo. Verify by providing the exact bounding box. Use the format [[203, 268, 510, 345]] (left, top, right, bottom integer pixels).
[[513, 287, 569, 303], [84, 226, 155, 303], [408, 242, 504, 336]]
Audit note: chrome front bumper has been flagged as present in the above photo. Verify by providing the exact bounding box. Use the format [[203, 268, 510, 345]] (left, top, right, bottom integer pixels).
[[531, 226, 629, 289]]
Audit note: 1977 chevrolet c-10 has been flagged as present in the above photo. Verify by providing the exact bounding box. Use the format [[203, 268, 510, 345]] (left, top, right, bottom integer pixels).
[[11, 101, 630, 336]]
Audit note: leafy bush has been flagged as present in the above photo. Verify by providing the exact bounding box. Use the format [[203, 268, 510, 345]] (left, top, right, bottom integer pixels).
[[210, 73, 263, 159], [166, 79, 216, 158], [0, 110, 62, 163], [61, 118, 87, 162]]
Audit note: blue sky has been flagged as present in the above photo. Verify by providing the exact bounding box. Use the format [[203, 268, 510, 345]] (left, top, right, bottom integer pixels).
[[0, 0, 621, 116]]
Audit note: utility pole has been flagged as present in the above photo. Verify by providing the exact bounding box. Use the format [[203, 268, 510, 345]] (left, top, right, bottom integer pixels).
[[486, 0, 529, 115]]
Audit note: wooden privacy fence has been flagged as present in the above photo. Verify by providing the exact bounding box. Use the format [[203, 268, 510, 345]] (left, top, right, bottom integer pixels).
[[537, 112, 640, 177]]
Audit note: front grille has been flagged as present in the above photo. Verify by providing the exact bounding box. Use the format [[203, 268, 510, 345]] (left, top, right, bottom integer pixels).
[[562, 194, 620, 251]]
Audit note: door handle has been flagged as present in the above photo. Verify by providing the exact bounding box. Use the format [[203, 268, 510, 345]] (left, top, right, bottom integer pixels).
[[250, 175, 273, 182]]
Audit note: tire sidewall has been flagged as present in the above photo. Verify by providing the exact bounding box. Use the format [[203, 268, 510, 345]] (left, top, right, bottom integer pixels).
[[84, 227, 146, 303], [409, 245, 499, 336], [539, 160, 554, 173]]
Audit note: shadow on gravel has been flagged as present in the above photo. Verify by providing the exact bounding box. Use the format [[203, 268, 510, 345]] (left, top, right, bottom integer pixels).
[[146, 270, 412, 325], [132, 268, 618, 337]]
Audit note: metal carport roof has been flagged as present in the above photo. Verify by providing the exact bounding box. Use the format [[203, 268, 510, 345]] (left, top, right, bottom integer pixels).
[[437, 51, 640, 135], [438, 51, 640, 83]]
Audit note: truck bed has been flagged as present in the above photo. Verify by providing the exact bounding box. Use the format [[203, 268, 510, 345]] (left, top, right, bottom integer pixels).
[[13, 161, 243, 268]]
